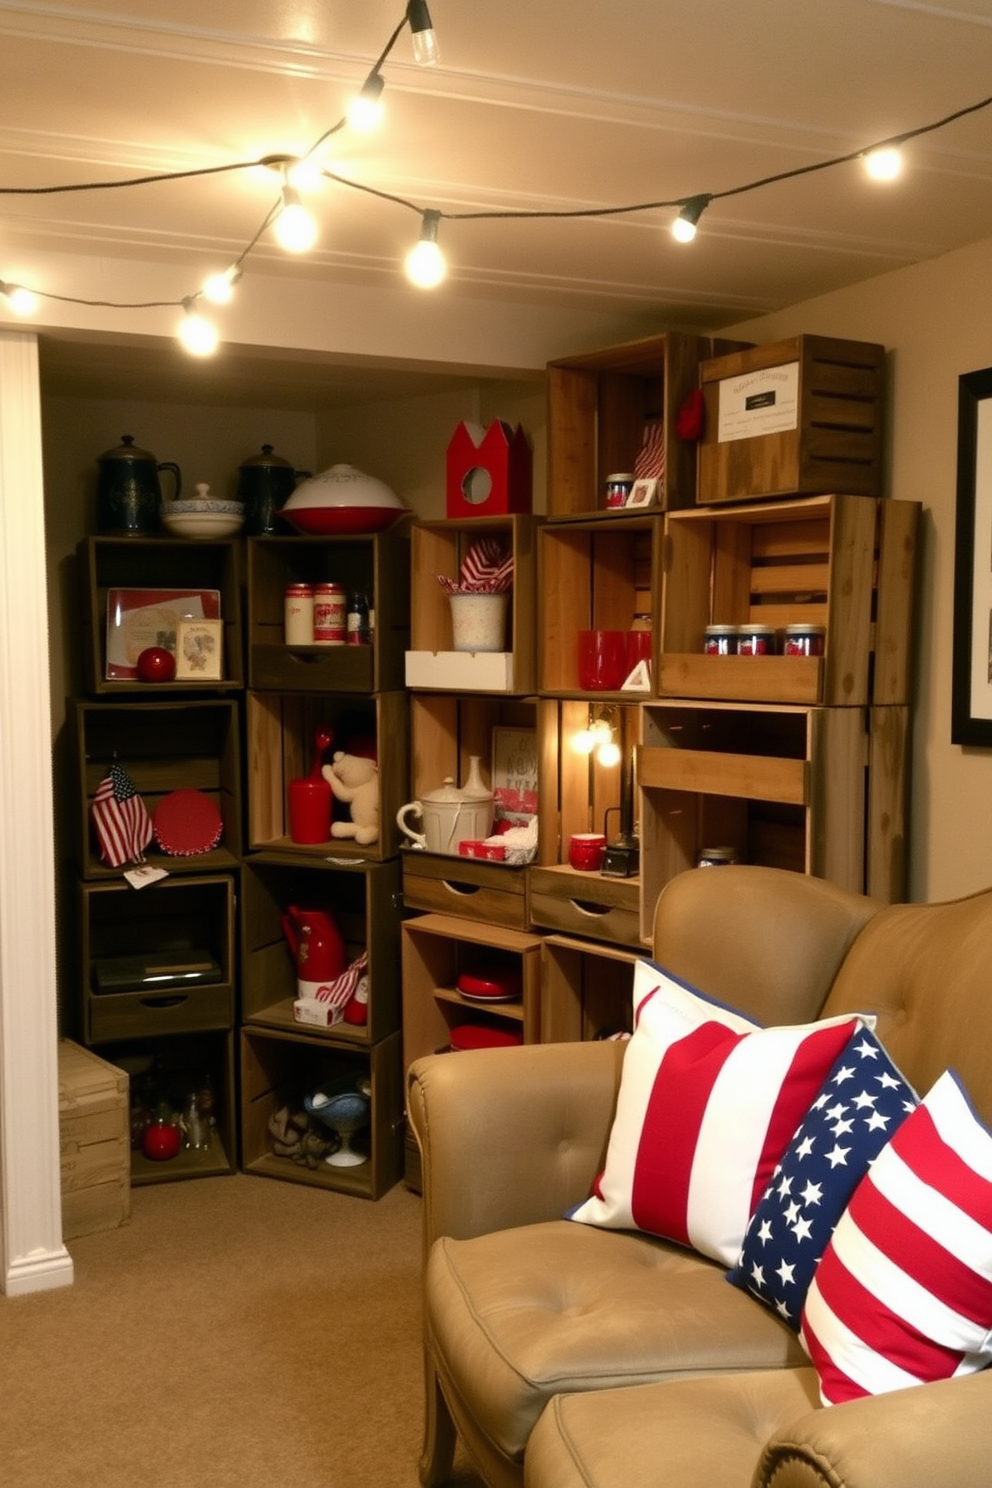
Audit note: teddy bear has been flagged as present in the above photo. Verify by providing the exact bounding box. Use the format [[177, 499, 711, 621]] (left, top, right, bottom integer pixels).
[[321, 751, 380, 845]]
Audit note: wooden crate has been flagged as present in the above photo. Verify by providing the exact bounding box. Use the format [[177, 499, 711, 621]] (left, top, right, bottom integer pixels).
[[58, 1039, 130, 1240], [240, 855, 401, 1046], [76, 536, 244, 696], [405, 515, 538, 694], [697, 335, 886, 505], [402, 853, 530, 930], [240, 1025, 404, 1199], [400, 912, 543, 1074], [528, 866, 644, 951], [74, 698, 242, 879], [247, 527, 410, 693], [547, 331, 739, 516], [637, 700, 909, 939], [658, 495, 919, 706], [536, 697, 641, 864], [540, 935, 639, 1043], [538, 516, 660, 693], [246, 689, 407, 861]]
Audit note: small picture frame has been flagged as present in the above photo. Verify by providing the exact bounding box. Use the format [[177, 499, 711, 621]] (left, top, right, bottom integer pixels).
[[626, 477, 659, 508], [175, 618, 224, 681]]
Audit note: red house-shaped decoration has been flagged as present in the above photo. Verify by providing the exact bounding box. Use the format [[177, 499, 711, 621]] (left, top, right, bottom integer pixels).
[[446, 420, 532, 518]]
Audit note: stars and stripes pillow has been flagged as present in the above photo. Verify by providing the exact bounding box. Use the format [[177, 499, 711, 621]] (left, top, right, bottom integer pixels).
[[801, 1068, 992, 1404], [729, 1026, 918, 1328], [568, 958, 866, 1267]]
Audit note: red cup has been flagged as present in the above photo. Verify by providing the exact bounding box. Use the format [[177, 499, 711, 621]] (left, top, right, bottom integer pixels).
[[288, 777, 331, 844], [568, 832, 606, 871], [626, 630, 653, 672], [577, 630, 627, 690]]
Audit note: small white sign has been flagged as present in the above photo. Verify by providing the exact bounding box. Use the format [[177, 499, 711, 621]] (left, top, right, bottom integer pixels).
[[717, 361, 800, 443]]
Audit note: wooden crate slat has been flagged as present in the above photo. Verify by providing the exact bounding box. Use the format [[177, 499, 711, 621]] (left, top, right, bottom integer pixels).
[[638, 745, 808, 806]]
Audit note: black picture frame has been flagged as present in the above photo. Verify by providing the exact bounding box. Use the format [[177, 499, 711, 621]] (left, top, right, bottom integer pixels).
[[952, 366, 992, 746]]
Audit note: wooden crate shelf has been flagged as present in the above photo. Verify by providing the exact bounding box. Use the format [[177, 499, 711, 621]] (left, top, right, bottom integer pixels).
[[240, 855, 401, 1046], [246, 689, 407, 861], [658, 494, 919, 707], [540, 936, 639, 1043], [246, 528, 410, 693], [240, 1025, 403, 1199], [405, 515, 538, 693], [528, 866, 643, 951]]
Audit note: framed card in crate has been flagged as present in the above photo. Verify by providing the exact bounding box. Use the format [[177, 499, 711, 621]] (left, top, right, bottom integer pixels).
[[492, 727, 537, 825], [175, 618, 224, 681], [105, 588, 221, 680]]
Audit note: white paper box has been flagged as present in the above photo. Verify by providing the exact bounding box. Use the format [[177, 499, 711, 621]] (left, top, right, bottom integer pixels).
[[405, 649, 515, 692], [294, 998, 344, 1028]]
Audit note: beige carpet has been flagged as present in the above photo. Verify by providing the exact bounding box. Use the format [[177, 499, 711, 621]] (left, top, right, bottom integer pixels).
[[0, 1174, 484, 1488]]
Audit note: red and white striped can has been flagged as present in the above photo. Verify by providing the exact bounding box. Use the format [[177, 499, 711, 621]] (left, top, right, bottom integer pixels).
[[313, 582, 346, 645]]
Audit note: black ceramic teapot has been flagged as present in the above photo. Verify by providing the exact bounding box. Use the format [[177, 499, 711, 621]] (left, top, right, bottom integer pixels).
[[95, 435, 182, 534], [236, 445, 310, 536]]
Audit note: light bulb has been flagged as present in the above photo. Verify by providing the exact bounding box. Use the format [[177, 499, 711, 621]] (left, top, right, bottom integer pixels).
[[864, 146, 903, 182], [671, 194, 711, 244], [285, 158, 324, 193], [177, 302, 219, 357], [405, 210, 446, 288], [572, 728, 596, 755], [407, 0, 440, 65], [0, 282, 38, 315], [274, 188, 319, 253], [596, 740, 622, 768], [200, 265, 241, 304], [348, 74, 385, 132]]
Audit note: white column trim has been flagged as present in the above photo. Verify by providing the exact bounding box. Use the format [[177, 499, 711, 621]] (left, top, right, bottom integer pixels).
[[0, 331, 73, 1294]]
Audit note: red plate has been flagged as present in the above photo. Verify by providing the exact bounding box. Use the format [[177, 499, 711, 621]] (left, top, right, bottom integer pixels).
[[457, 969, 521, 1001], [153, 789, 223, 856]]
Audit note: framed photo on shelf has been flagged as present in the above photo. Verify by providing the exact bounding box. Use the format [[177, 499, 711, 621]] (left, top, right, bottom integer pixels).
[[491, 726, 538, 824], [626, 477, 659, 509], [105, 588, 221, 680], [175, 618, 224, 681], [953, 366, 992, 745]]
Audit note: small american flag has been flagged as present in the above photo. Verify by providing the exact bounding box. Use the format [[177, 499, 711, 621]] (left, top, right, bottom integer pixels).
[[91, 763, 153, 868]]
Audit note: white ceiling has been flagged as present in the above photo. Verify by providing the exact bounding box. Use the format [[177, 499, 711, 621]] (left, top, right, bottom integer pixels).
[[4, 0, 992, 404]]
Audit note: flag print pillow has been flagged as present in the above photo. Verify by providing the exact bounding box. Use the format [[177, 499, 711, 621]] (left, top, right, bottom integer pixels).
[[802, 1069, 992, 1404], [569, 958, 866, 1267], [729, 1025, 918, 1328]]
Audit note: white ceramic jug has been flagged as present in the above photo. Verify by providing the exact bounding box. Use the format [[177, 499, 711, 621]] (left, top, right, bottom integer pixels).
[[396, 758, 494, 854]]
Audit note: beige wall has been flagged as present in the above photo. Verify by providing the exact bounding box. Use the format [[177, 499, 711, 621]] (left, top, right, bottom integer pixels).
[[727, 236, 992, 902]]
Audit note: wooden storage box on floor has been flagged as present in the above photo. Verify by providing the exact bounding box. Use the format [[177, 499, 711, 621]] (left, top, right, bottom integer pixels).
[[58, 1039, 130, 1240], [637, 700, 909, 939], [658, 495, 919, 707], [697, 335, 886, 505]]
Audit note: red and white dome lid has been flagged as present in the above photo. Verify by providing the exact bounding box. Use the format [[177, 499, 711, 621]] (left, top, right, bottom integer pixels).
[[280, 463, 407, 534]]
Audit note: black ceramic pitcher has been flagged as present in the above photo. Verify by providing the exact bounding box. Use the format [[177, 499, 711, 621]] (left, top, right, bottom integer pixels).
[[236, 445, 310, 535], [95, 435, 182, 534]]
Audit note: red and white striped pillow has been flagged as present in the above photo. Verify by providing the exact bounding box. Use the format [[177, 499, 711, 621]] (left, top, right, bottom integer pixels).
[[569, 959, 865, 1267], [802, 1068, 992, 1404]]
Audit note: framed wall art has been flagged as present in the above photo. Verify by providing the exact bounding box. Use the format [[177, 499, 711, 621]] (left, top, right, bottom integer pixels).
[[953, 366, 992, 745], [175, 618, 224, 681]]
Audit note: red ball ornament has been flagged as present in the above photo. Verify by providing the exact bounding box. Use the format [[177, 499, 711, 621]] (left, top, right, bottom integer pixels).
[[141, 1119, 182, 1161], [136, 646, 176, 682]]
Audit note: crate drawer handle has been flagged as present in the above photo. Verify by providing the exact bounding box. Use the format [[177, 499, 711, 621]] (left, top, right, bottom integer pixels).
[[139, 994, 189, 1009], [569, 900, 612, 917], [442, 881, 481, 897]]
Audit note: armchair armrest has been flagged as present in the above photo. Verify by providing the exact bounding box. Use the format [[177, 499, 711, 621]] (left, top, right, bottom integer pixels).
[[755, 1372, 992, 1488], [407, 1039, 625, 1255]]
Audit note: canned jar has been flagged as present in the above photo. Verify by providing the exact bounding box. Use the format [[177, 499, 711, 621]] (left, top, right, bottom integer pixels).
[[284, 583, 314, 646], [313, 582, 346, 645], [783, 623, 826, 657], [703, 624, 738, 656], [737, 624, 777, 656], [697, 846, 740, 868], [604, 472, 634, 509]]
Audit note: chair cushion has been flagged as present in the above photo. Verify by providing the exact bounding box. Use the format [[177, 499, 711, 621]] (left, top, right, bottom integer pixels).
[[802, 1069, 992, 1402], [524, 1368, 821, 1488], [569, 958, 864, 1265], [426, 1219, 806, 1464], [729, 1025, 918, 1328]]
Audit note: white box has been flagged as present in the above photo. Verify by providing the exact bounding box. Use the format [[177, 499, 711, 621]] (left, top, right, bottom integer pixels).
[[405, 649, 515, 692], [293, 998, 345, 1028]]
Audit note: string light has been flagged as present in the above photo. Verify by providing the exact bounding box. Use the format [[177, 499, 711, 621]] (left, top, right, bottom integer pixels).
[[200, 264, 242, 305], [672, 194, 711, 244], [177, 299, 219, 356], [864, 146, 903, 182], [407, 0, 440, 66], [273, 181, 319, 253], [405, 210, 446, 287], [348, 73, 385, 132], [0, 280, 37, 315], [571, 713, 620, 766]]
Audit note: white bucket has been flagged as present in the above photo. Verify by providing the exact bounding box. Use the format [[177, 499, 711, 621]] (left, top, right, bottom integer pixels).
[[449, 592, 508, 653]]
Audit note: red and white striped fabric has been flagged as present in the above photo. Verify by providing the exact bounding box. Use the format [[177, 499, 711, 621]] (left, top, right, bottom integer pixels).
[[315, 950, 368, 1008], [801, 1068, 992, 1404], [90, 763, 153, 868], [569, 959, 864, 1267]]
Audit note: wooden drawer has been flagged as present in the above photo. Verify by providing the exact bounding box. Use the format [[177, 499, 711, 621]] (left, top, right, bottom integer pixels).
[[528, 865, 645, 950], [402, 853, 529, 930], [88, 983, 234, 1043], [658, 494, 919, 707]]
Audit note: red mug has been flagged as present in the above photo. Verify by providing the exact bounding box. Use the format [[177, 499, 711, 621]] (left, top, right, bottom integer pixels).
[[577, 630, 627, 691], [569, 832, 606, 871]]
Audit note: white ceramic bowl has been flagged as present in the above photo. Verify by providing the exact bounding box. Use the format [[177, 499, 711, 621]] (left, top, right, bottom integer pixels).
[[161, 500, 245, 539]]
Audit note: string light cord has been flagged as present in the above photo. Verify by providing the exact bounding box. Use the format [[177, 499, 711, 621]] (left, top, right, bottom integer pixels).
[[0, 1, 990, 318]]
